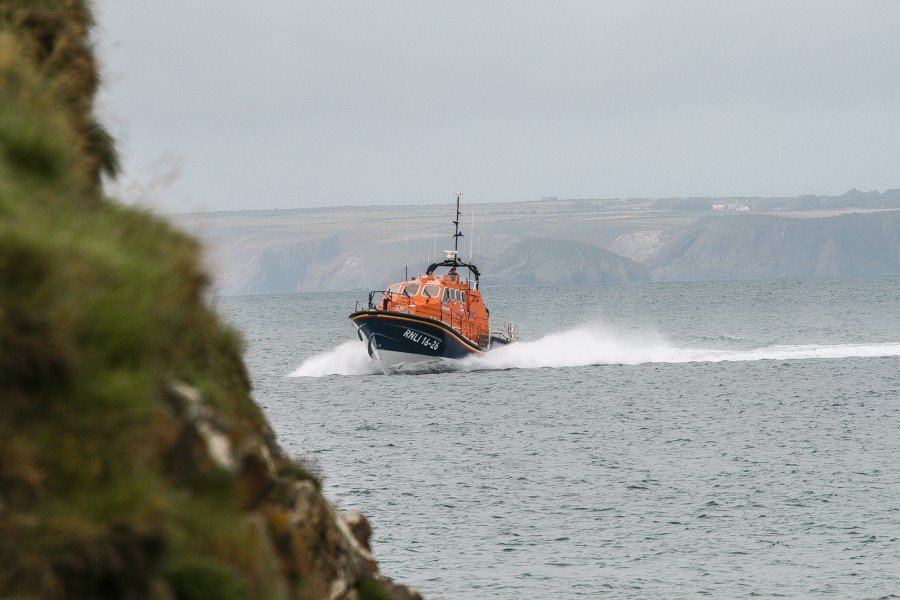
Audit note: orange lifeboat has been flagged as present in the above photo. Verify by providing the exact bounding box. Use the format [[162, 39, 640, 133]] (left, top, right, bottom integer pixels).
[[349, 195, 517, 373]]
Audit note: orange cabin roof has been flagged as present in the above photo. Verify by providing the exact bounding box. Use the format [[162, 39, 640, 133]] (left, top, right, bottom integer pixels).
[[378, 272, 490, 343]]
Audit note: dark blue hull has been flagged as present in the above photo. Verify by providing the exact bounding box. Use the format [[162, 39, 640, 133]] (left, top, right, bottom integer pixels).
[[349, 311, 483, 370]]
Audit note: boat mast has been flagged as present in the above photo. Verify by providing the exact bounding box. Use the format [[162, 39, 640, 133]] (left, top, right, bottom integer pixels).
[[452, 192, 463, 261]]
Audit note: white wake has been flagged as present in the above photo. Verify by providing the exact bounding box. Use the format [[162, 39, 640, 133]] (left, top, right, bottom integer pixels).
[[288, 326, 900, 377], [288, 341, 381, 377]]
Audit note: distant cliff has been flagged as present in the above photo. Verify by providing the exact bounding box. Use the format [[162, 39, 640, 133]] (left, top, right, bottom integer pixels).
[[484, 238, 650, 285], [645, 211, 900, 281], [177, 204, 898, 294]]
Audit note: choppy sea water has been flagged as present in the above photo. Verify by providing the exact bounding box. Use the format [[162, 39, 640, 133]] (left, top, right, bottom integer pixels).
[[218, 277, 900, 598]]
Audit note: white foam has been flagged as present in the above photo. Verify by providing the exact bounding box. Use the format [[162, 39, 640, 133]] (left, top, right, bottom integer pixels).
[[461, 327, 900, 372], [288, 326, 900, 377], [288, 341, 379, 377]]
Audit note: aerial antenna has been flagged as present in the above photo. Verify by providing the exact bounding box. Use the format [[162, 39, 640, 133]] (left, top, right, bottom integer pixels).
[[432, 207, 438, 265], [452, 192, 463, 258], [404, 216, 409, 280], [469, 208, 475, 260], [475, 213, 484, 263]]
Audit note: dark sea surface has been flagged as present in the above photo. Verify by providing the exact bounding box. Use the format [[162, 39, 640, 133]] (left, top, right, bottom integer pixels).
[[218, 276, 900, 599]]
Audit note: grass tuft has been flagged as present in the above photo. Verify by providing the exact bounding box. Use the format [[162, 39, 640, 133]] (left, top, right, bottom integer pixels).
[[356, 578, 392, 600], [167, 558, 251, 600]]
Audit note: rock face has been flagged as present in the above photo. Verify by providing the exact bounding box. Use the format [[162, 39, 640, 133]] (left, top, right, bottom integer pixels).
[[645, 211, 900, 281], [180, 203, 900, 294], [0, 4, 423, 598], [484, 238, 651, 285], [251, 235, 354, 294], [161, 383, 423, 600], [608, 230, 664, 263], [138, 380, 425, 600]]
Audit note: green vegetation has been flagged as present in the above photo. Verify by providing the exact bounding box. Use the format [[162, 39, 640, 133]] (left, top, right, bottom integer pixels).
[[166, 558, 251, 600], [0, 2, 321, 598], [356, 578, 392, 600], [0, 0, 119, 188]]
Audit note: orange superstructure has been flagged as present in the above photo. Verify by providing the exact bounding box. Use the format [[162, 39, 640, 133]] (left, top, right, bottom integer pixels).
[[379, 269, 490, 347]]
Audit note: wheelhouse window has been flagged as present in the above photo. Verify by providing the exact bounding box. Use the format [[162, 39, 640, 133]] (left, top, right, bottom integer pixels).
[[401, 284, 420, 297], [387, 284, 401, 296], [423, 284, 440, 299], [442, 288, 467, 303]]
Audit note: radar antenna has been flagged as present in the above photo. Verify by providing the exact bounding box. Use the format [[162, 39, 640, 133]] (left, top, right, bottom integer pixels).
[[452, 192, 463, 257], [427, 193, 480, 284]]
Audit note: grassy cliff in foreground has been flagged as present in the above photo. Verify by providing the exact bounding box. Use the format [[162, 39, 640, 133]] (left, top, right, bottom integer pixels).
[[0, 3, 417, 598]]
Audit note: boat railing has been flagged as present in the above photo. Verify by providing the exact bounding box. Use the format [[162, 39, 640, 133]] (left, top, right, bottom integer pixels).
[[491, 321, 519, 343], [358, 289, 478, 339], [439, 304, 458, 331], [362, 290, 399, 310], [358, 290, 415, 314]]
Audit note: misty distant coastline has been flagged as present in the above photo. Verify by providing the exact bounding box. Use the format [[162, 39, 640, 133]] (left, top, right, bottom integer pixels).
[[172, 190, 900, 295]]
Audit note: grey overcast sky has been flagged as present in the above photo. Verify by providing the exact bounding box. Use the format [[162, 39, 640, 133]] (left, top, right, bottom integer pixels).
[[94, 1, 900, 212]]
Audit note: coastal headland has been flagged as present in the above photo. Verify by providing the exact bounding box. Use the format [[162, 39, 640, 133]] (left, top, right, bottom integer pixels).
[[172, 195, 899, 295], [0, 2, 419, 598]]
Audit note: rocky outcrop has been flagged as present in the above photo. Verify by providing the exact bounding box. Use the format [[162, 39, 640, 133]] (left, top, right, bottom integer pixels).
[[251, 235, 350, 294], [645, 211, 900, 281], [267, 481, 419, 600], [163, 382, 422, 600], [608, 230, 664, 262], [0, 5, 423, 596], [484, 238, 651, 285]]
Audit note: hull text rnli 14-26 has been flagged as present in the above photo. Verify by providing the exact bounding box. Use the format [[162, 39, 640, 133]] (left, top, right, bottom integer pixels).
[[350, 194, 517, 374]]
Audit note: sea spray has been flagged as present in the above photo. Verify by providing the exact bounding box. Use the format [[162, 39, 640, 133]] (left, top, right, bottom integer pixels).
[[289, 325, 900, 377], [460, 326, 672, 370], [460, 327, 900, 371], [289, 341, 379, 377]]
